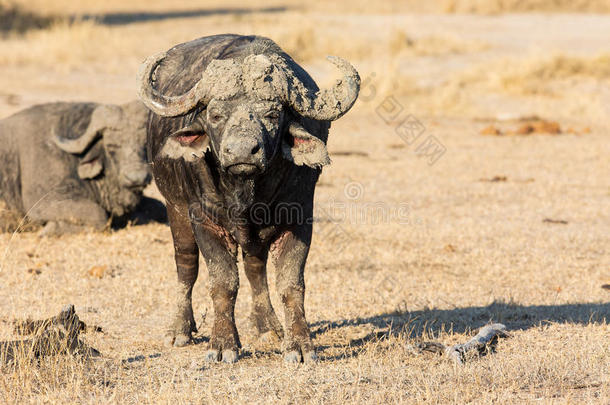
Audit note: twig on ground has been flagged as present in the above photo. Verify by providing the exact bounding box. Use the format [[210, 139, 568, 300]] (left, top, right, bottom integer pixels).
[[412, 323, 509, 365]]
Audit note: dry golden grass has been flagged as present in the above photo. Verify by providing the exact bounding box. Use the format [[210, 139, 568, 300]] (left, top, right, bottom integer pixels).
[[455, 53, 610, 94], [0, 115, 608, 401], [6, 0, 610, 19], [0, 1, 609, 403], [0, 202, 40, 233], [0, 20, 136, 73], [443, 0, 610, 14], [388, 29, 489, 57]]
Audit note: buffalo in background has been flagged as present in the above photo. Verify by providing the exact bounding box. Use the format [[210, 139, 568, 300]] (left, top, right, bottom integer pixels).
[[0, 101, 156, 234]]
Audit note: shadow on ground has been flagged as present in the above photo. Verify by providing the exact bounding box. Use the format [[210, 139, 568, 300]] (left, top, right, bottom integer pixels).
[[1, 4, 289, 36], [0, 197, 167, 233], [112, 196, 168, 229], [310, 301, 609, 360], [175, 301, 608, 362], [76, 7, 289, 26], [0, 3, 57, 36]]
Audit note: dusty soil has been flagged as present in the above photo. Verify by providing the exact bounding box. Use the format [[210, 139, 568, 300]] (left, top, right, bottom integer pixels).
[[0, 1, 608, 403]]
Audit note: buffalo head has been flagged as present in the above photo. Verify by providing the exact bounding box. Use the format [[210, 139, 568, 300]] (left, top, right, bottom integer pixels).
[[137, 47, 360, 176], [52, 101, 151, 212]]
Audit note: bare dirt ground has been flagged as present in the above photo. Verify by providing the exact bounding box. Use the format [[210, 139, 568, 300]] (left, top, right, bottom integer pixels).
[[0, 1, 608, 403]]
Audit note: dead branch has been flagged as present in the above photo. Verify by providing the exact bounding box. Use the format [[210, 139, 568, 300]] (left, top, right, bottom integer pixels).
[[415, 323, 509, 365], [12, 304, 86, 335], [1, 304, 100, 365]]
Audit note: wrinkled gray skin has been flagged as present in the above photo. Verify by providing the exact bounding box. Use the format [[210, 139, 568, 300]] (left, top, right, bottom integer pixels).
[[139, 35, 360, 363], [0, 101, 151, 234]]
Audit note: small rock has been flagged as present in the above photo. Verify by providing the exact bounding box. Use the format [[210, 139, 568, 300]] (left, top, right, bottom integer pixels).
[[480, 125, 502, 136], [87, 265, 108, 279]]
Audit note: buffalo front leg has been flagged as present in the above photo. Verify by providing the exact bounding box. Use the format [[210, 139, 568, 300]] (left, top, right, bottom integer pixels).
[[273, 226, 316, 363], [165, 205, 199, 347], [29, 198, 109, 235], [192, 221, 240, 363], [243, 251, 284, 343]]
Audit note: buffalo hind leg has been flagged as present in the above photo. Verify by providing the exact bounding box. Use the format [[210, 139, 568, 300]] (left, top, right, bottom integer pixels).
[[165, 205, 199, 347], [243, 251, 284, 344], [192, 222, 240, 363], [273, 227, 316, 363]]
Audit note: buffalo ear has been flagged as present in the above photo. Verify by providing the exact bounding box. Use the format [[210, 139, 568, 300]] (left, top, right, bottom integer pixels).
[[282, 122, 330, 168], [160, 120, 210, 162], [77, 143, 104, 179]]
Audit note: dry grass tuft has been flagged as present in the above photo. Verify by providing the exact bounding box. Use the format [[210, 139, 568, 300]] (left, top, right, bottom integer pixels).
[[0, 19, 141, 73], [497, 54, 610, 94], [0, 202, 41, 233], [0, 1, 60, 37], [452, 53, 610, 97]]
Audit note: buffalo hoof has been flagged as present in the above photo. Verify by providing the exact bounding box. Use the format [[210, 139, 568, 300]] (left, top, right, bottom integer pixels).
[[164, 332, 192, 348], [284, 350, 318, 364], [303, 351, 318, 363], [221, 349, 238, 364], [283, 350, 302, 363], [39, 221, 87, 237], [39, 221, 60, 237], [204, 349, 238, 363], [284, 349, 317, 364], [204, 349, 219, 362]]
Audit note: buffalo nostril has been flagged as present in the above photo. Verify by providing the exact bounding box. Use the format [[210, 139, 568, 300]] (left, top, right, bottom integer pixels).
[[250, 144, 260, 155]]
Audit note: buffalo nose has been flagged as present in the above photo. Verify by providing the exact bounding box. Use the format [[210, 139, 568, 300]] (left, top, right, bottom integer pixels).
[[223, 138, 263, 160], [123, 169, 151, 187]]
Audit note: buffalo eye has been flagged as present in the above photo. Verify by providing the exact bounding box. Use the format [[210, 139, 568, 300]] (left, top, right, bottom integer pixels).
[[264, 110, 280, 121], [208, 112, 224, 124]]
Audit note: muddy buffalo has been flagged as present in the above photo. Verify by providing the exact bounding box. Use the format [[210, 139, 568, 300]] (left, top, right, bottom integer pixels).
[[139, 34, 360, 363], [0, 101, 151, 234]]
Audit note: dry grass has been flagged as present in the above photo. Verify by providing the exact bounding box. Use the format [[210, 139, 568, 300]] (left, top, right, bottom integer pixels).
[[388, 29, 489, 57], [455, 53, 610, 95], [496, 54, 610, 94], [443, 0, 610, 14], [0, 1, 609, 403], [7, 0, 610, 16], [0, 202, 40, 233], [0, 20, 135, 73], [0, 2, 59, 37], [0, 113, 608, 402]]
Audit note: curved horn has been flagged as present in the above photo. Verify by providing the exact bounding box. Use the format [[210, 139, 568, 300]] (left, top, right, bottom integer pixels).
[[286, 56, 361, 121], [137, 51, 208, 117], [53, 105, 120, 154], [53, 127, 100, 154]]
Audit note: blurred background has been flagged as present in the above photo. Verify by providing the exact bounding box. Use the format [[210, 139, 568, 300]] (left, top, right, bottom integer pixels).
[[1, 0, 610, 123]]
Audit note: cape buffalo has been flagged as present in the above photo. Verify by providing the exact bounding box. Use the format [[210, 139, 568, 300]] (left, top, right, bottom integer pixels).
[[139, 34, 360, 363], [0, 101, 151, 234]]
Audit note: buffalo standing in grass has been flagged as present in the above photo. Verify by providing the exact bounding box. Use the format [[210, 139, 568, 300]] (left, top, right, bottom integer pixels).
[[0, 101, 151, 234], [139, 34, 359, 363]]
